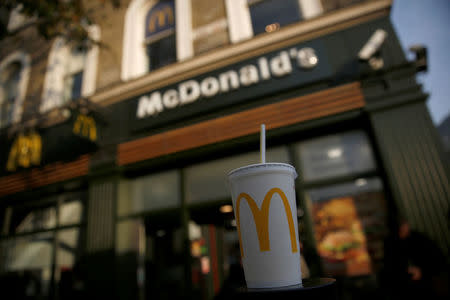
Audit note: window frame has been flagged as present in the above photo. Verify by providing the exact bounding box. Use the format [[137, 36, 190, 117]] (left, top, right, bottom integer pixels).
[[244, 0, 324, 36], [0, 51, 30, 128], [40, 25, 100, 113], [122, 0, 239, 80]]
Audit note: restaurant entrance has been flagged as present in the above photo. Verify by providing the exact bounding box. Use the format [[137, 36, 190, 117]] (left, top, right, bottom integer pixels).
[[188, 203, 241, 300], [143, 213, 185, 300]]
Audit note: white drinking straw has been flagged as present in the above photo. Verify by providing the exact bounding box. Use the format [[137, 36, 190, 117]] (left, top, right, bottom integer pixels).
[[260, 124, 266, 164]]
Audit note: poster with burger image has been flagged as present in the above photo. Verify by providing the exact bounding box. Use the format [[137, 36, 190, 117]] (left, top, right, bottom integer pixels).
[[313, 197, 372, 276]]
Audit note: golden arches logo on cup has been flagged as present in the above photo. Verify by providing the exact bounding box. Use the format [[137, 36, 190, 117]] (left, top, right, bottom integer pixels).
[[228, 163, 302, 289], [235, 187, 298, 257]]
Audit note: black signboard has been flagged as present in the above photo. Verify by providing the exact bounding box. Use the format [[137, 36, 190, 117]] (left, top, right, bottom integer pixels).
[[130, 39, 333, 132]]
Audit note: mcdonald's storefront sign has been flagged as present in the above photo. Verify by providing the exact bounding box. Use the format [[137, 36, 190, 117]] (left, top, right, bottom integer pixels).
[[133, 38, 330, 131], [235, 187, 298, 257], [145, 1, 175, 39]]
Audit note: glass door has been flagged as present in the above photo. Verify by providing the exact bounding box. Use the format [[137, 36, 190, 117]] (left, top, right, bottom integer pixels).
[[143, 213, 185, 300], [188, 203, 243, 300]]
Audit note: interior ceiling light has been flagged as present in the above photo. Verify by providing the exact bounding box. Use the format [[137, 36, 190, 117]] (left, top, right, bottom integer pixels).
[[265, 23, 280, 33], [355, 178, 368, 187], [327, 148, 343, 159], [220, 204, 233, 213]]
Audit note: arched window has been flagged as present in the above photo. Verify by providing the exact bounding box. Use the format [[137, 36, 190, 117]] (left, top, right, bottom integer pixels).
[[0, 51, 30, 128], [145, 1, 177, 71], [246, 0, 323, 36], [122, 0, 234, 81], [40, 25, 100, 113]]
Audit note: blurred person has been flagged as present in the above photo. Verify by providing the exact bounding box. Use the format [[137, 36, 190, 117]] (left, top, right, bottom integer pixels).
[[383, 219, 448, 300]]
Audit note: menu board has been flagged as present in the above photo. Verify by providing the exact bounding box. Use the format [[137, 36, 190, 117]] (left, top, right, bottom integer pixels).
[[312, 197, 372, 276]]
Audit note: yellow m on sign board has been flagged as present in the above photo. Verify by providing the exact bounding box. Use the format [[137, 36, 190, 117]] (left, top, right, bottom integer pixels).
[[236, 187, 298, 257], [73, 114, 97, 142], [6, 132, 42, 172], [148, 6, 174, 33]]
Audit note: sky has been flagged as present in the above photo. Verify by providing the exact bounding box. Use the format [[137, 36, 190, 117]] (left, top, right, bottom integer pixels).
[[391, 0, 450, 126]]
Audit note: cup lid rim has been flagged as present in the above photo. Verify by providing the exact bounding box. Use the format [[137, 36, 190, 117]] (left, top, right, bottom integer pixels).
[[228, 163, 297, 178]]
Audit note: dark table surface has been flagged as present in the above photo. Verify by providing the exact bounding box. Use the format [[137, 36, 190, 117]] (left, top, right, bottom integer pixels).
[[233, 278, 337, 300]]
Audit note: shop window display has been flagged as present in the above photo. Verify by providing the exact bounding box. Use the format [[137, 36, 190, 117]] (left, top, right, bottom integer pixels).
[[117, 169, 180, 217], [295, 131, 388, 278], [306, 178, 387, 276], [0, 195, 85, 299], [298, 131, 376, 182]]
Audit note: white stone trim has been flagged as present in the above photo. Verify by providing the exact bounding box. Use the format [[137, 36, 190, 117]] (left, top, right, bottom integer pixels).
[[225, 0, 253, 43], [122, 0, 154, 81], [40, 25, 100, 113], [0, 51, 31, 126], [176, 0, 193, 61], [7, 4, 36, 33], [298, 0, 324, 19], [81, 25, 101, 97]]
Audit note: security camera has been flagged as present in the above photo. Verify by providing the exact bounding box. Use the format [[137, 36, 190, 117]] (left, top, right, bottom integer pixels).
[[409, 44, 427, 72], [358, 29, 388, 61]]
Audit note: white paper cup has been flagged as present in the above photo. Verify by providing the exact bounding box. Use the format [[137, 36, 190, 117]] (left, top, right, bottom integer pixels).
[[228, 163, 302, 289]]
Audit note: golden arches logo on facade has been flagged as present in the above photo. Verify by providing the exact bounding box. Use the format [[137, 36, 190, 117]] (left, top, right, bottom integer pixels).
[[148, 5, 174, 33], [235, 187, 298, 257], [73, 114, 97, 142], [7, 132, 42, 172]]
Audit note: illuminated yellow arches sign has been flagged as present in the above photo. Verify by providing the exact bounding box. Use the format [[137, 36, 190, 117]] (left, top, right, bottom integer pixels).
[[73, 114, 97, 142], [6, 132, 42, 172], [235, 187, 298, 257], [148, 6, 174, 33], [146, 1, 175, 38]]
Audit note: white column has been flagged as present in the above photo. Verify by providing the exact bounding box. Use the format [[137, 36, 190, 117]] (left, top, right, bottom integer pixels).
[[41, 38, 68, 113], [225, 0, 253, 43], [176, 0, 194, 61], [82, 25, 101, 97], [298, 0, 324, 19], [121, 0, 150, 81]]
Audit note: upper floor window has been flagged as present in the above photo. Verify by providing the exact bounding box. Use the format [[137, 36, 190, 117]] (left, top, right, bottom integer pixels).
[[40, 25, 100, 113], [246, 0, 324, 36], [145, 0, 177, 71], [0, 51, 30, 128], [248, 0, 303, 35], [63, 46, 87, 103], [0, 62, 21, 127], [122, 0, 233, 81]]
